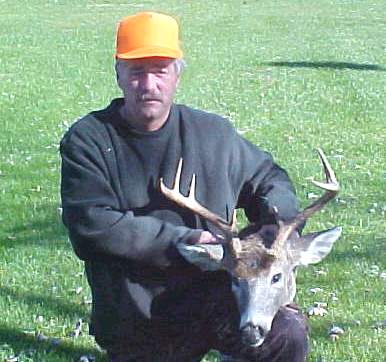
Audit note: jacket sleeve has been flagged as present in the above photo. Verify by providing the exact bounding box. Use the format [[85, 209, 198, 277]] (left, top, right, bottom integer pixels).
[[60, 128, 200, 267], [232, 133, 302, 229]]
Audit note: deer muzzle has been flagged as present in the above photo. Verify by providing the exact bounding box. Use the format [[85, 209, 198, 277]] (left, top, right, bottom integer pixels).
[[234, 278, 276, 348], [240, 322, 267, 347]]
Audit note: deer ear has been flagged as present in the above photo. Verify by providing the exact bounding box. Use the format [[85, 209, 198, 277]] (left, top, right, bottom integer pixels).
[[176, 243, 224, 271], [291, 227, 342, 266]]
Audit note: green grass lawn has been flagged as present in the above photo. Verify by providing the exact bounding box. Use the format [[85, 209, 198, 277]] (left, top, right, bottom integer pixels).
[[1, 0, 385, 361]]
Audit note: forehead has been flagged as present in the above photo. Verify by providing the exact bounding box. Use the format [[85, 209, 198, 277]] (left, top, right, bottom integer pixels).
[[234, 255, 274, 279], [121, 57, 175, 69], [232, 243, 276, 279]]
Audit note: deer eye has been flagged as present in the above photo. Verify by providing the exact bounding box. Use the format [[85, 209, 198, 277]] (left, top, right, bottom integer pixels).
[[271, 273, 282, 284], [248, 260, 259, 269]]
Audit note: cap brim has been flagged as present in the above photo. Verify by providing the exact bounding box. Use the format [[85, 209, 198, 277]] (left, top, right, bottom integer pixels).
[[116, 46, 183, 59]]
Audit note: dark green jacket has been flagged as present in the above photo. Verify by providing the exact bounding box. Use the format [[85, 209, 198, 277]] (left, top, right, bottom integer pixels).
[[60, 98, 299, 349]]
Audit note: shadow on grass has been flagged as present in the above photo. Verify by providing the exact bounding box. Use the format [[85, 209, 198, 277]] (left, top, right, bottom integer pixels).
[[329, 247, 380, 263], [0, 323, 106, 362], [263, 61, 386, 71], [330, 231, 384, 264], [0, 286, 88, 321], [2, 203, 68, 249], [308, 320, 331, 340]]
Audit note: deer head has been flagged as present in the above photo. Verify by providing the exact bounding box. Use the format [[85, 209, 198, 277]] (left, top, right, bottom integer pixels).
[[159, 149, 342, 348]]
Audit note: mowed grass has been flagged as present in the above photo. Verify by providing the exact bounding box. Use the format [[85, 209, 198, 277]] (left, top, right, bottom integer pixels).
[[0, 0, 385, 361]]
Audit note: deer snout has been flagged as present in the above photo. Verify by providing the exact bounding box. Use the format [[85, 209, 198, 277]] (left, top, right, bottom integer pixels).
[[240, 322, 267, 347]]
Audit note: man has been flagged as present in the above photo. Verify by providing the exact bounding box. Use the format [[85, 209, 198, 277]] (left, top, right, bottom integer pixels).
[[60, 11, 308, 362]]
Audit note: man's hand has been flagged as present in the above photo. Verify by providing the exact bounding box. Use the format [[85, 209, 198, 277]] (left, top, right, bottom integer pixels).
[[186, 231, 217, 245], [177, 231, 224, 271]]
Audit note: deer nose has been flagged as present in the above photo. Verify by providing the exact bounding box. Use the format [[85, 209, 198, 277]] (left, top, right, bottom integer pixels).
[[240, 323, 267, 347]]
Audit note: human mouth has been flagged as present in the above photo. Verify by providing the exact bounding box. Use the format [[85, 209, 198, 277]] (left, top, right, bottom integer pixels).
[[137, 95, 161, 103], [141, 99, 160, 104]]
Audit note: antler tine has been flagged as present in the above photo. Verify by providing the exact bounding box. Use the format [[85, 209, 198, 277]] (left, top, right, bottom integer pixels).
[[311, 148, 339, 192], [173, 158, 183, 192], [273, 149, 340, 251], [159, 158, 232, 233], [301, 148, 340, 220]]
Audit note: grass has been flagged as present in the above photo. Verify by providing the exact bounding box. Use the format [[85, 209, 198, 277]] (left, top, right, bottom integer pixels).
[[0, 0, 385, 361]]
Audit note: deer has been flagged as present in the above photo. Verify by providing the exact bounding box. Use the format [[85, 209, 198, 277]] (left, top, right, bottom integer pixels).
[[159, 148, 342, 349]]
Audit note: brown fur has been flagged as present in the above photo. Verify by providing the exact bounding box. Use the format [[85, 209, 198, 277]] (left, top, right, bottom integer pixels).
[[231, 235, 276, 278]]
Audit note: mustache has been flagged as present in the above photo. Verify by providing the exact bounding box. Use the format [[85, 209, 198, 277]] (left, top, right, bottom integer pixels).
[[136, 93, 162, 102]]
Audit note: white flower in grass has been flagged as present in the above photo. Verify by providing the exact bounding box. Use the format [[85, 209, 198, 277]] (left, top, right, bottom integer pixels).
[[329, 325, 344, 335], [83, 296, 92, 305], [70, 286, 83, 294], [314, 269, 327, 276], [79, 355, 96, 362], [373, 319, 386, 330], [367, 264, 380, 277], [352, 244, 360, 251], [329, 325, 344, 341], [329, 292, 339, 301], [309, 287, 323, 294], [5, 356, 18, 362], [307, 302, 328, 316], [307, 192, 319, 199], [69, 319, 83, 338]]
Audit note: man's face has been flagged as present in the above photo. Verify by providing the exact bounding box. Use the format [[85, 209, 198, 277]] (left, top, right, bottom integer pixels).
[[116, 57, 180, 130]]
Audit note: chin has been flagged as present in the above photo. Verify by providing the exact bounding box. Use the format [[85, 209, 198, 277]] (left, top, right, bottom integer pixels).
[[138, 105, 162, 117], [250, 338, 264, 348]]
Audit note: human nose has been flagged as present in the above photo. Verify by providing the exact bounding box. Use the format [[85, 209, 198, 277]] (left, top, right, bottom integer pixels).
[[138, 72, 157, 92]]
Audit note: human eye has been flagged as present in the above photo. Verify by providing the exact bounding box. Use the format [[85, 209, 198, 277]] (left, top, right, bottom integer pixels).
[[129, 67, 144, 76], [153, 67, 168, 75]]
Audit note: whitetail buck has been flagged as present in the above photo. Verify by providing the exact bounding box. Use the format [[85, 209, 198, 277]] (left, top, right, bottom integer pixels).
[[159, 149, 342, 348]]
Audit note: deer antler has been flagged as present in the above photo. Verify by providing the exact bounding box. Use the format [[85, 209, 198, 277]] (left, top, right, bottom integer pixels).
[[160, 159, 284, 263], [159, 159, 233, 233], [273, 148, 340, 251]]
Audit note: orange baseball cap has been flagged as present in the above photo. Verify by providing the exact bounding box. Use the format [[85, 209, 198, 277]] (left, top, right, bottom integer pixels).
[[115, 12, 183, 59]]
